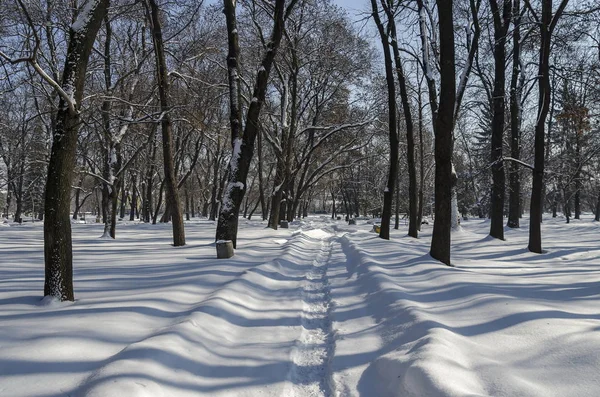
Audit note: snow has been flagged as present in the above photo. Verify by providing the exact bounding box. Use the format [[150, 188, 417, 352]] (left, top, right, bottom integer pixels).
[[1, 216, 600, 396], [72, 0, 100, 32], [220, 139, 244, 213]]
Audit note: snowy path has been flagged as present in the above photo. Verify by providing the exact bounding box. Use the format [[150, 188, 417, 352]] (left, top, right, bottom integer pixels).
[[286, 236, 335, 396], [76, 224, 353, 397]]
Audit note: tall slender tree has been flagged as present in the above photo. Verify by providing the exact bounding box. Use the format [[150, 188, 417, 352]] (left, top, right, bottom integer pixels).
[[489, 0, 512, 240], [526, 0, 570, 253], [216, 0, 298, 249], [507, 0, 523, 228], [145, 0, 186, 246], [370, 0, 399, 241], [382, 1, 419, 238], [430, 0, 456, 266]]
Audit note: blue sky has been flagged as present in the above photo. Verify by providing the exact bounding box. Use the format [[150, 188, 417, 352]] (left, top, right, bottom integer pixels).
[[332, 0, 370, 17]]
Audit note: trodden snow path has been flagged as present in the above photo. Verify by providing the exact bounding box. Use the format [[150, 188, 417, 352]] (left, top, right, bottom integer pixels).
[[286, 235, 336, 397], [77, 223, 351, 397]]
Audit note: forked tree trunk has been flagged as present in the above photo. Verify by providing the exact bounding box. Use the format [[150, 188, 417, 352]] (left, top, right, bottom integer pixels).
[[216, 0, 291, 249], [44, 0, 109, 301]]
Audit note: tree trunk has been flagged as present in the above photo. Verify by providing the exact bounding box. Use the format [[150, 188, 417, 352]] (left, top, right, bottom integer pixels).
[[73, 185, 82, 220], [508, 0, 522, 228], [143, 131, 157, 223], [216, 0, 290, 248], [370, 0, 398, 241], [489, 0, 511, 240], [209, 151, 220, 221], [529, 0, 564, 253], [152, 180, 165, 225], [595, 191, 600, 221], [119, 185, 127, 220], [13, 174, 24, 223], [394, 176, 400, 230], [430, 0, 456, 266], [331, 191, 336, 219], [257, 127, 268, 220], [146, 0, 185, 246], [185, 185, 190, 221], [417, 86, 425, 231], [386, 4, 418, 238], [3, 189, 10, 219], [130, 173, 138, 221], [190, 193, 195, 218], [44, 0, 109, 301], [574, 131, 581, 219], [269, 154, 285, 230]]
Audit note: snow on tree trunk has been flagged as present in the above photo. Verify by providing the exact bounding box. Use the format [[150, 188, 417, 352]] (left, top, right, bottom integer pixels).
[[44, 0, 109, 301], [216, 0, 291, 249]]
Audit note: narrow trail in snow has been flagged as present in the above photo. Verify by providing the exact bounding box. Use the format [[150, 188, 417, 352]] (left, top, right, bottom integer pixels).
[[288, 234, 336, 397]]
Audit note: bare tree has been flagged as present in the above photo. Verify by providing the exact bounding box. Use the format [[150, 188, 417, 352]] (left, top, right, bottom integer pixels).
[[370, 0, 398, 240], [0, 0, 112, 300], [525, 0, 570, 253], [144, 0, 186, 246], [489, 0, 512, 240], [216, 0, 297, 249], [430, 0, 457, 266]]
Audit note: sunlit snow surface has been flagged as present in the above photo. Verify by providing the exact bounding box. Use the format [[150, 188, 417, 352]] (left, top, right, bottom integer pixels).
[[1, 215, 599, 396]]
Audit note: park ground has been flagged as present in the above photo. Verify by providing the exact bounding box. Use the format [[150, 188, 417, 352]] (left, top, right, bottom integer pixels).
[[1, 214, 599, 396]]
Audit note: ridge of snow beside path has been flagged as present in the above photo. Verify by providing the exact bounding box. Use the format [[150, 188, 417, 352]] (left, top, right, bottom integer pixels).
[[333, 217, 600, 397], [0, 220, 298, 397], [79, 227, 336, 396]]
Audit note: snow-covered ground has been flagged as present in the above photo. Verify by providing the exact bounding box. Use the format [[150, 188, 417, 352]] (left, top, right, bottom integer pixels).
[[1, 215, 599, 396]]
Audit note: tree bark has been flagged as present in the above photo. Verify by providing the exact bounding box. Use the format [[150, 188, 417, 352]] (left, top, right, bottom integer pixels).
[[574, 131, 581, 219], [430, 0, 456, 266], [595, 191, 600, 221], [44, 0, 109, 301], [216, 0, 293, 248], [528, 0, 569, 253], [417, 84, 425, 230], [489, 0, 512, 240], [257, 126, 268, 220], [145, 0, 185, 246], [508, 0, 522, 228], [384, 3, 418, 238], [370, 0, 398, 241], [130, 173, 138, 221]]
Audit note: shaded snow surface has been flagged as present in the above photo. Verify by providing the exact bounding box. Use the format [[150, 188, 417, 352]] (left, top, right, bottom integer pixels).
[[1, 216, 600, 396]]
